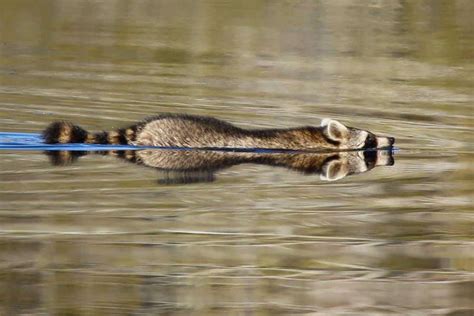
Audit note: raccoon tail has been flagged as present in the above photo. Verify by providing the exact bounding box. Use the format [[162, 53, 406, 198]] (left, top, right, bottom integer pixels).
[[42, 121, 134, 145]]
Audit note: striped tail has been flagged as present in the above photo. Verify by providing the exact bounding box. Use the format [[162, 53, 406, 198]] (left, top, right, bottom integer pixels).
[[42, 121, 135, 145], [45, 149, 139, 166]]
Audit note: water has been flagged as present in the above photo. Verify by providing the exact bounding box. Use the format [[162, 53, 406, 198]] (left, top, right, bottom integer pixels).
[[0, 0, 473, 315]]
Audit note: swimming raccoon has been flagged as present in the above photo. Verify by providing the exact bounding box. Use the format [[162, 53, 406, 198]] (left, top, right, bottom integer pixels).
[[43, 113, 395, 150], [46, 148, 394, 183]]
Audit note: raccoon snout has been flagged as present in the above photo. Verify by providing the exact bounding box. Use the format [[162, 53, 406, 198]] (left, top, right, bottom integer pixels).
[[376, 136, 395, 148], [375, 150, 395, 166]]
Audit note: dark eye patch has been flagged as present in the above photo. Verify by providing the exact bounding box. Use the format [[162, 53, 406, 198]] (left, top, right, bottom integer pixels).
[[364, 133, 377, 148], [363, 150, 377, 169]]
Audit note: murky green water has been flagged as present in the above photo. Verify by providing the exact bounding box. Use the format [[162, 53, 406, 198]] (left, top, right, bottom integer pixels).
[[0, 1, 473, 315]]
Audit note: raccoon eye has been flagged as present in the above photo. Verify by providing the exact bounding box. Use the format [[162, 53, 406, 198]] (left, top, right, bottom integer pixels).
[[364, 134, 377, 148]]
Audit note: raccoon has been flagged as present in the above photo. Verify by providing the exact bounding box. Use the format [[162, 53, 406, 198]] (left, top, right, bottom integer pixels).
[[46, 148, 394, 183], [43, 114, 395, 151]]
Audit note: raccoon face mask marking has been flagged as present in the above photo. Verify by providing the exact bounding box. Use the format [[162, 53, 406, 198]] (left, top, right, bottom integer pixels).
[[320, 150, 394, 181], [321, 119, 394, 150]]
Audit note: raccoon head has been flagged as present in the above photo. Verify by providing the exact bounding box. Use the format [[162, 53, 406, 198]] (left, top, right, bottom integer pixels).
[[320, 150, 394, 181], [321, 119, 395, 150]]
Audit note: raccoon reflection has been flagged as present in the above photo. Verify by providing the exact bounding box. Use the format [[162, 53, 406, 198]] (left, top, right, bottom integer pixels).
[[46, 149, 394, 184]]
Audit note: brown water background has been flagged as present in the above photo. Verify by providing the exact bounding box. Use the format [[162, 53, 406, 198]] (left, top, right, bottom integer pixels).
[[0, 1, 473, 315]]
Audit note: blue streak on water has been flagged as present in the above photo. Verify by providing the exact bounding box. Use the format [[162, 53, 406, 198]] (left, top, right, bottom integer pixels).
[[0, 132, 398, 153], [0, 132, 156, 151], [0, 132, 43, 144]]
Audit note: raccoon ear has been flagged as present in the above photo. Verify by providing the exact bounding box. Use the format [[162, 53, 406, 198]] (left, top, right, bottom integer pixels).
[[321, 119, 348, 142], [320, 159, 349, 181]]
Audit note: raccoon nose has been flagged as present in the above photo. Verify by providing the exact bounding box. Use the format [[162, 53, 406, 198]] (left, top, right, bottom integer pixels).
[[388, 137, 395, 146], [387, 156, 395, 166]]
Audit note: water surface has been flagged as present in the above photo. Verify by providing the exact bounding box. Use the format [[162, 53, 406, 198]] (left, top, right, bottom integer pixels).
[[0, 1, 473, 315]]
